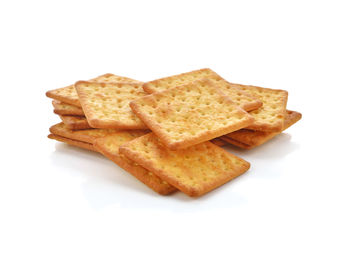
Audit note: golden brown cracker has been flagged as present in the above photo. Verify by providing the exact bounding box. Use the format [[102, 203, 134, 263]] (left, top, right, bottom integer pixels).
[[48, 134, 96, 151], [130, 78, 254, 150], [223, 110, 302, 149], [75, 81, 148, 129], [52, 100, 85, 116], [119, 133, 250, 197], [94, 132, 176, 195], [143, 68, 262, 112], [59, 115, 92, 130], [46, 73, 142, 107], [231, 83, 288, 132]]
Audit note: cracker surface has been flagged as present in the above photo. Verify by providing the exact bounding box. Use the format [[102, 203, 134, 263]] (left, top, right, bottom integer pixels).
[[94, 132, 176, 195], [231, 84, 288, 132], [75, 82, 148, 129], [143, 68, 262, 112], [130, 79, 254, 150], [119, 133, 250, 197], [46, 73, 142, 107]]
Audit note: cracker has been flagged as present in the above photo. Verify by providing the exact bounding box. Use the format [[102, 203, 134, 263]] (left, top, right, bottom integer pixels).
[[52, 100, 85, 116], [210, 138, 226, 147], [46, 73, 142, 107], [231, 83, 288, 132], [94, 132, 176, 195], [75, 82, 148, 129], [59, 115, 92, 130], [49, 122, 124, 143], [48, 134, 96, 151], [223, 110, 302, 149], [143, 68, 262, 112], [220, 137, 251, 149], [130, 78, 254, 150], [119, 133, 250, 197]]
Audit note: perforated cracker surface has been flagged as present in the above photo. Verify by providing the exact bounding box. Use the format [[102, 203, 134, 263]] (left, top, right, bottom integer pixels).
[[130, 79, 254, 150], [46, 73, 142, 107], [50, 122, 122, 144], [59, 115, 91, 130], [75, 81, 148, 129], [119, 133, 250, 197], [52, 100, 85, 116], [48, 134, 96, 151], [143, 68, 262, 112], [94, 132, 176, 195], [231, 83, 288, 132], [223, 110, 302, 148]]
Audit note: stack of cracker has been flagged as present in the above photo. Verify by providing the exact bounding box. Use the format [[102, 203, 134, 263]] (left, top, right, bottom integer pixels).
[[46, 69, 301, 197]]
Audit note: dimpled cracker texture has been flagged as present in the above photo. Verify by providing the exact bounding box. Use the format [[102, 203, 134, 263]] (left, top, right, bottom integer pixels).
[[94, 133, 176, 195], [230, 83, 288, 132], [75, 82, 148, 130], [119, 133, 250, 197], [222, 110, 302, 149], [52, 100, 85, 116], [49, 122, 122, 144], [48, 134, 96, 151], [46, 73, 142, 107], [130, 79, 254, 150], [59, 115, 92, 130], [143, 68, 262, 112]]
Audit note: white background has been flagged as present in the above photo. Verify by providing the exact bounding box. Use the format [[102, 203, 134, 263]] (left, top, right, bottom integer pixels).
[[0, 1, 349, 264]]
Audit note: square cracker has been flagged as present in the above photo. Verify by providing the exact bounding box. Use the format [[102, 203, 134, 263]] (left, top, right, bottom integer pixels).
[[231, 83, 288, 132], [49, 122, 122, 144], [94, 132, 176, 195], [119, 133, 250, 197], [130, 78, 254, 150], [143, 68, 262, 112], [52, 100, 85, 116], [48, 134, 96, 151], [75, 82, 148, 130], [46, 73, 142, 107], [59, 115, 92, 130], [222, 110, 302, 149]]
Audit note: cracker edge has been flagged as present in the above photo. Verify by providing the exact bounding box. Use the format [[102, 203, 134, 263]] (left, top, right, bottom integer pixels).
[[46, 87, 81, 107], [50, 123, 98, 144], [220, 136, 253, 149], [59, 115, 92, 130], [210, 138, 226, 147], [48, 134, 96, 151], [52, 100, 85, 116]]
